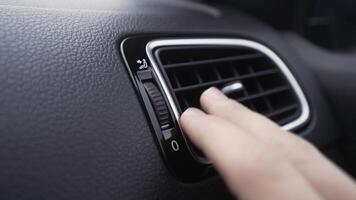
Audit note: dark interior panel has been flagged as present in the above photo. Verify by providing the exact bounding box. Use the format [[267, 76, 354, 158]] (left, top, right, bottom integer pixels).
[[283, 33, 356, 177], [0, 0, 353, 199]]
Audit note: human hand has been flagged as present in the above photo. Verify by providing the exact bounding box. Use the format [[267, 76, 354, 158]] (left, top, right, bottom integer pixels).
[[180, 87, 356, 200]]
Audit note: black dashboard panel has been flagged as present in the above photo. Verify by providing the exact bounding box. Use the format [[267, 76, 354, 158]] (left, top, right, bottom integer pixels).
[[0, 1, 341, 199]]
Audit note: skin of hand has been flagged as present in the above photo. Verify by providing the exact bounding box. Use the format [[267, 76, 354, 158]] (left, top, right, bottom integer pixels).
[[180, 87, 356, 200]]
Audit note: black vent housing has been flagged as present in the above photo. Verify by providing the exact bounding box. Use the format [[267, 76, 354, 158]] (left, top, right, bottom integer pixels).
[[122, 37, 310, 182], [155, 46, 302, 126]]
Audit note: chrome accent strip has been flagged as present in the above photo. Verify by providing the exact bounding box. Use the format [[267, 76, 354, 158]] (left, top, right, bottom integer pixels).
[[146, 38, 310, 162]]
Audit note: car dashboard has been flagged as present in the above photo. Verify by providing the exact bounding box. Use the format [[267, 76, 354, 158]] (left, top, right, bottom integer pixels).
[[1, 0, 356, 199]]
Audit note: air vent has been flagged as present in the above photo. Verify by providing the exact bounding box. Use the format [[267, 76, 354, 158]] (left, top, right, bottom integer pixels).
[[147, 39, 310, 131], [122, 37, 311, 180]]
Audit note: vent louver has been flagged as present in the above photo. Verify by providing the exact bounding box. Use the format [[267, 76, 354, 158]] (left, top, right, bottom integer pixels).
[[148, 39, 310, 130]]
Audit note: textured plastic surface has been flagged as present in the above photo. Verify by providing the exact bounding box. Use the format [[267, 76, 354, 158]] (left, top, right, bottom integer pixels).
[[0, 1, 340, 200]]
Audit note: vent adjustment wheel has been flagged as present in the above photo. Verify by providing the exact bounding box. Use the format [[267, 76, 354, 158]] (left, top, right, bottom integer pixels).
[[143, 82, 171, 129]]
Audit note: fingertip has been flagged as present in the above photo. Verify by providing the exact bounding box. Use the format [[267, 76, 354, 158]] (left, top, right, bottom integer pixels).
[[180, 108, 208, 147], [180, 107, 205, 124], [200, 87, 228, 109], [182, 107, 205, 116], [200, 87, 227, 104]]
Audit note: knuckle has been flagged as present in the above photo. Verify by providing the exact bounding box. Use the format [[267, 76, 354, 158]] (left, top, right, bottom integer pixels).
[[281, 133, 320, 162], [240, 146, 283, 176], [295, 137, 319, 155]]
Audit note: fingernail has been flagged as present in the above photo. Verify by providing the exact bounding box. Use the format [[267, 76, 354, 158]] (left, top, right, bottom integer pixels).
[[204, 87, 227, 100], [182, 107, 204, 117]]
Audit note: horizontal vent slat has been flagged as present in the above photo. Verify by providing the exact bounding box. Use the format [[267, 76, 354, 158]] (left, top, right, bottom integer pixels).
[[162, 53, 264, 69], [265, 104, 298, 118], [275, 111, 301, 125], [174, 69, 279, 93], [238, 85, 290, 102]]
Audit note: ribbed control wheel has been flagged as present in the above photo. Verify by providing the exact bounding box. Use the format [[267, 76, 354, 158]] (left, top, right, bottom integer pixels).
[[143, 82, 171, 129]]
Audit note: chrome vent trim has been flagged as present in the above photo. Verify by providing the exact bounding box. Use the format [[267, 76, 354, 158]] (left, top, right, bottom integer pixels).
[[146, 38, 310, 132]]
